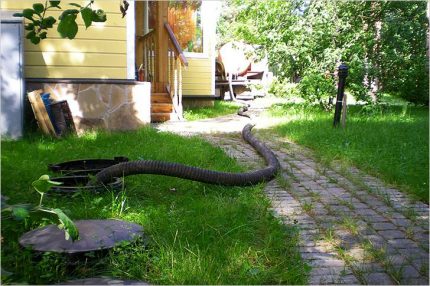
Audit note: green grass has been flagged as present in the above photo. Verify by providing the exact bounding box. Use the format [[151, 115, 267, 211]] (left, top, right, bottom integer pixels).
[[1, 127, 308, 284], [183, 101, 240, 121], [266, 103, 429, 202]]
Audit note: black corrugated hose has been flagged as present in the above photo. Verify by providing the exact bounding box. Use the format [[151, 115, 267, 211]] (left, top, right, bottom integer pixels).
[[94, 124, 280, 186]]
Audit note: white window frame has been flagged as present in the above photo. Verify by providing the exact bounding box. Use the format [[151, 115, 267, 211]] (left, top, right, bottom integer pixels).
[[177, 1, 209, 59]]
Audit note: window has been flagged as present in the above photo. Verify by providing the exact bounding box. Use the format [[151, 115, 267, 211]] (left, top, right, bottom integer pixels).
[[168, 1, 203, 54]]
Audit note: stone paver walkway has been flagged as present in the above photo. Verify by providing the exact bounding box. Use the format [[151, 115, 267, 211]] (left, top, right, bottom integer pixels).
[[155, 99, 429, 285]]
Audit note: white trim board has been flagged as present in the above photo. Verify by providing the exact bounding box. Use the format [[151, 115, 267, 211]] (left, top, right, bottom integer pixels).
[[126, 0, 135, 80]]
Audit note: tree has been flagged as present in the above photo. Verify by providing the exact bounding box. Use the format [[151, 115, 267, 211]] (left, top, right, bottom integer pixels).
[[14, 0, 129, 44], [218, 0, 429, 105]]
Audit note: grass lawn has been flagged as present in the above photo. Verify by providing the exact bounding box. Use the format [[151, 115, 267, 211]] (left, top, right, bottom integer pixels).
[[1, 127, 308, 284], [265, 103, 429, 202], [183, 100, 240, 121]]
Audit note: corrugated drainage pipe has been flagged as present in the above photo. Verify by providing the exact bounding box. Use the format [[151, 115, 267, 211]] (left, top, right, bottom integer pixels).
[[94, 124, 280, 186]]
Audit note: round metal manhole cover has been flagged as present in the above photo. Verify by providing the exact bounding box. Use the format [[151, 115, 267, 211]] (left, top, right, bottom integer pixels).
[[19, 219, 144, 253]]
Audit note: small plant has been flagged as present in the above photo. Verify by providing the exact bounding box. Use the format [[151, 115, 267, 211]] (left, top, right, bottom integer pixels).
[[110, 190, 128, 217], [339, 217, 359, 235], [320, 226, 338, 245], [336, 198, 355, 210], [302, 201, 314, 213], [405, 226, 414, 240], [402, 207, 418, 222], [1, 175, 79, 241]]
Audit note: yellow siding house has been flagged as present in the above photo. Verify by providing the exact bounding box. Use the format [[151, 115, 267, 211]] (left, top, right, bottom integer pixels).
[[1, 1, 220, 124]]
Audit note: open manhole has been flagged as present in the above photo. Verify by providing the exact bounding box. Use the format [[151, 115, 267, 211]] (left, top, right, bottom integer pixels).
[[50, 175, 123, 194], [48, 157, 129, 176], [19, 219, 144, 254]]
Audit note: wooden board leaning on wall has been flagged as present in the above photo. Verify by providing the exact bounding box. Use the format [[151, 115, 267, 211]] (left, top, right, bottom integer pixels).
[[27, 89, 57, 137]]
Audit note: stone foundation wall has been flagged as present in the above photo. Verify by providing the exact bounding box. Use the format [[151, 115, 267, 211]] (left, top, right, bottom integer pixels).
[[26, 80, 151, 133]]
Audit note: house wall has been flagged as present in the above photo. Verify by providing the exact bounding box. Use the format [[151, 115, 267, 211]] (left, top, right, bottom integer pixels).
[[181, 1, 218, 97], [1, 1, 128, 79], [182, 58, 213, 96]]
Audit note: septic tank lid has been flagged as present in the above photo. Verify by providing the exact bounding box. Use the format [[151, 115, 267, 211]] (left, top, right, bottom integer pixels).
[[19, 219, 143, 253]]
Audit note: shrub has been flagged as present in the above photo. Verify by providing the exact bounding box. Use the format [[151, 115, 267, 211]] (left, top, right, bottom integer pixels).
[[298, 71, 336, 109], [268, 78, 300, 99]]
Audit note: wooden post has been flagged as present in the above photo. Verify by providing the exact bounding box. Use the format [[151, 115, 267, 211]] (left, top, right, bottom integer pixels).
[[341, 93, 347, 128], [154, 1, 169, 90]]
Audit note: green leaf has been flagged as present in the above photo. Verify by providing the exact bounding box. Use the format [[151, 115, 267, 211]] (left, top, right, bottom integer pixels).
[[59, 9, 79, 20], [92, 9, 107, 22], [13, 13, 23, 17], [12, 207, 30, 220], [57, 13, 78, 39], [22, 9, 34, 20], [81, 7, 93, 29], [49, 1, 61, 8], [42, 16, 56, 28], [30, 36, 40, 44], [25, 31, 36, 40], [51, 208, 79, 241], [69, 3, 82, 8], [32, 175, 62, 195], [25, 23, 34, 31], [33, 3, 45, 14], [39, 32, 47, 39]]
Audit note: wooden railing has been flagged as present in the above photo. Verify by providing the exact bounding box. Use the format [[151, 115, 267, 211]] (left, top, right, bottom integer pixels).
[[165, 22, 188, 120], [139, 30, 155, 83], [139, 23, 187, 120]]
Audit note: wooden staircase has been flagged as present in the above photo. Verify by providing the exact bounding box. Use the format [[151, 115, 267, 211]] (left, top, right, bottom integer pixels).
[[138, 19, 188, 123], [151, 92, 174, 122]]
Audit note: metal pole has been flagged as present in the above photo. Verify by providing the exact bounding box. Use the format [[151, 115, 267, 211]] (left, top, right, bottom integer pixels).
[[333, 63, 348, 127]]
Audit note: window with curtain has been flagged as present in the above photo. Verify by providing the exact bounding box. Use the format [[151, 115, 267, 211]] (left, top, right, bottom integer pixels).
[[168, 1, 203, 53]]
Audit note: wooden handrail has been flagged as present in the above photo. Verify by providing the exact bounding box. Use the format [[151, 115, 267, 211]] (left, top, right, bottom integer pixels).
[[136, 30, 155, 40], [164, 22, 188, 67]]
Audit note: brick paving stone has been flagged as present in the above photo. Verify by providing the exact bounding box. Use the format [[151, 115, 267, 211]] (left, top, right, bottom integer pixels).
[[371, 222, 398, 231], [378, 230, 405, 240], [397, 247, 428, 260], [390, 218, 412, 228], [340, 274, 360, 284], [387, 238, 418, 249], [365, 272, 394, 284], [309, 266, 353, 276], [309, 275, 337, 285], [401, 277, 429, 285], [309, 258, 345, 267], [399, 265, 421, 280]]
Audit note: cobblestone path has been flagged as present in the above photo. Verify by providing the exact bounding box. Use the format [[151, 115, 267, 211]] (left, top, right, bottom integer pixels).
[[156, 102, 429, 285]]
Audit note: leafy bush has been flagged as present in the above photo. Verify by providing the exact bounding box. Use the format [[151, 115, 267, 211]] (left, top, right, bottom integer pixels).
[[268, 78, 300, 99], [298, 71, 336, 109]]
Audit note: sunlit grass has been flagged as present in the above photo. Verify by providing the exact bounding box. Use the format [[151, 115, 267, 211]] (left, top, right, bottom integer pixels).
[[1, 127, 308, 284], [183, 101, 240, 121], [265, 103, 429, 202]]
